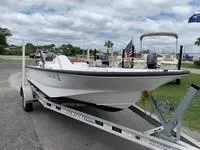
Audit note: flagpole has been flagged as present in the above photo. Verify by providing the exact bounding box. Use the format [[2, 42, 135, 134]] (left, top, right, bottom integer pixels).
[[122, 49, 125, 68], [131, 37, 134, 68]]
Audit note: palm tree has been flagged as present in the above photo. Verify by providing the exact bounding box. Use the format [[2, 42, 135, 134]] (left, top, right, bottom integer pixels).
[[104, 40, 114, 54], [194, 37, 200, 47]]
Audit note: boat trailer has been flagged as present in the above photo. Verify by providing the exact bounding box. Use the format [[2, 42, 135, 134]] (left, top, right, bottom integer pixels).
[[20, 46, 200, 150]]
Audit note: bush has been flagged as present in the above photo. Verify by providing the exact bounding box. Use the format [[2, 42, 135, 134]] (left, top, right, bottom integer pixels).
[[3, 49, 22, 55], [194, 60, 200, 66]]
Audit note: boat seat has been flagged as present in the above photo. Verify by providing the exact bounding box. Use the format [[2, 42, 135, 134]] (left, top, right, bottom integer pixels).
[[50, 55, 86, 70], [44, 55, 73, 70]]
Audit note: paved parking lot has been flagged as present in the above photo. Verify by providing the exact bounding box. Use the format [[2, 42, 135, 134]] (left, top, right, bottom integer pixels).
[[0, 62, 152, 150]]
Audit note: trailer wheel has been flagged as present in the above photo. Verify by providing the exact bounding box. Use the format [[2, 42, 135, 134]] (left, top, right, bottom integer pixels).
[[22, 92, 33, 112], [176, 79, 181, 85]]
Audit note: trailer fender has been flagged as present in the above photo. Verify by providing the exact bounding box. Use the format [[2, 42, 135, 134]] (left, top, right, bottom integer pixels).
[[20, 85, 34, 102]]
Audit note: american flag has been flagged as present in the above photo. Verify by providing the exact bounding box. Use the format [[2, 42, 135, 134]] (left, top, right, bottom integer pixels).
[[124, 40, 135, 61]]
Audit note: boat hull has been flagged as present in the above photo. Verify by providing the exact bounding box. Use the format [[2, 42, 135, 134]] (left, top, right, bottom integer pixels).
[[26, 67, 187, 109]]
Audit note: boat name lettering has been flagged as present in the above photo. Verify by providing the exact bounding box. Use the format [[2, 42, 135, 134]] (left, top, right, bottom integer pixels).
[[44, 73, 61, 81], [66, 110, 94, 124], [66, 110, 86, 120]]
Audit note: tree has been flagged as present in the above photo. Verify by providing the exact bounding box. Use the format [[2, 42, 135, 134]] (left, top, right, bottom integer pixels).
[[60, 44, 72, 56], [194, 37, 200, 47], [0, 27, 12, 54], [25, 43, 35, 55], [104, 40, 114, 54], [58, 43, 89, 56], [50, 43, 55, 48], [0, 27, 12, 37], [50, 44, 55, 51], [0, 34, 7, 51]]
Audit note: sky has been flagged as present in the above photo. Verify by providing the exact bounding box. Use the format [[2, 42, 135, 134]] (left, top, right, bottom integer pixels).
[[0, 0, 200, 53]]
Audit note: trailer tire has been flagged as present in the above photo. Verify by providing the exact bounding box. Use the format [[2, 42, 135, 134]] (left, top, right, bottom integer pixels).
[[22, 92, 33, 112], [176, 79, 181, 85]]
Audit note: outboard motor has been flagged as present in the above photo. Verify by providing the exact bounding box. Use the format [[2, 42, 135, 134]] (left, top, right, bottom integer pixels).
[[100, 52, 109, 67], [147, 52, 157, 69]]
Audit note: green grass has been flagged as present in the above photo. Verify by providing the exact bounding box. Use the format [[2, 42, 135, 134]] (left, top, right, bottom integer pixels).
[[137, 74, 200, 130], [0, 58, 33, 64], [182, 62, 200, 69]]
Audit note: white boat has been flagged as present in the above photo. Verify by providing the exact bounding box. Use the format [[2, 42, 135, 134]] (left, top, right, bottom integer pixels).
[[133, 53, 178, 69], [158, 54, 178, 69], [26, 52, 189, 109], [133, 54, 148, 69], [140, 32, 179, 69]]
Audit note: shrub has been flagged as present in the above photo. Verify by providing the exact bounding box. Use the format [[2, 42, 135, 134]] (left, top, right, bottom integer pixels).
[[4, 49, 22, 55], [194, 60, 200, 66]]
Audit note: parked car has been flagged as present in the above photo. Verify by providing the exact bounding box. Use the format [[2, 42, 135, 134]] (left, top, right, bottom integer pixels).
[[183, 54, 193, 61]]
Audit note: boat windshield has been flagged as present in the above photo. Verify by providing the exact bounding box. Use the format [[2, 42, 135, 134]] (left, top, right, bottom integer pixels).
[[44, 52, 57, 61]]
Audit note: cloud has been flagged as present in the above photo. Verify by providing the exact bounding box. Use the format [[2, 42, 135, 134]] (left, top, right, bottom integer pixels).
[[0, 0, 199, 52]]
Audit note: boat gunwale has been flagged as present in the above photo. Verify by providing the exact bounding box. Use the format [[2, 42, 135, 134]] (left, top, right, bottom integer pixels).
[[26, 66, 190, 77]]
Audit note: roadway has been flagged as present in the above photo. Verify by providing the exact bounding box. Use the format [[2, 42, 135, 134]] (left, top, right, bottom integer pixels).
[[0, 62, 151, 150], [182, 68, 200, 74]]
